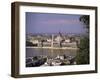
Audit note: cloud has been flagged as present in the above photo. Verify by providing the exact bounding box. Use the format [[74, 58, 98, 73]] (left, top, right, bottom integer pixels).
[[39, 19, 80, 25]]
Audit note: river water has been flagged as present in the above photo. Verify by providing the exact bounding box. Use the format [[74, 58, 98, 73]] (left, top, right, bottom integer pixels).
[[26, 48, 77, 58]]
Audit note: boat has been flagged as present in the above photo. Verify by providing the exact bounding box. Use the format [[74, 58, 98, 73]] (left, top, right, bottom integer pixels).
[[26, 56, 47, 67]]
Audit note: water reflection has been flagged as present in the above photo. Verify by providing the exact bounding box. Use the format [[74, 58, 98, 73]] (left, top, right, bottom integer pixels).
[[26, 48, 77, 58]]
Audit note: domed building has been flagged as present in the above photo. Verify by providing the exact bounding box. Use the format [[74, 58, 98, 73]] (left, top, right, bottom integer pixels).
[[54, 32, 64, 47]]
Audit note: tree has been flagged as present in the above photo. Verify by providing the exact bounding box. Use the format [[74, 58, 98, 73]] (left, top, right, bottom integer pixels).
[[76, 36, 89, 64], [80, 15, 89, 33], [76, 15, 89, 64]]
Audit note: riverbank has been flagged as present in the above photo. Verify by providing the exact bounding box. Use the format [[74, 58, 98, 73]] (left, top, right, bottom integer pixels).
[[26, 54, 76, 67], [26, 46, 78, 50]]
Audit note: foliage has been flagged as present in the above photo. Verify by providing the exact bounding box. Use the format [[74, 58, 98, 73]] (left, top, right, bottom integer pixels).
[[76, 15, 89, 64], [76, 36, 89, 64], [79, 15, 89, 28]]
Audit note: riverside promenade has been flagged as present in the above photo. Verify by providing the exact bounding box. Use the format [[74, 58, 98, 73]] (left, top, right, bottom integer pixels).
[[26, 46, 78, 50]]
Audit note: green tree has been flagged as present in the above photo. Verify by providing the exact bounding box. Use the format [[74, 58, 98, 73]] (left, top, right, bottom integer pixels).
[[80, 15, 89, 33], [76, 15, 89, 64]]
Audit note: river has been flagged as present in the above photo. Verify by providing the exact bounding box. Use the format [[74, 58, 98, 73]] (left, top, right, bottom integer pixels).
[[26, 48, 77, 58]]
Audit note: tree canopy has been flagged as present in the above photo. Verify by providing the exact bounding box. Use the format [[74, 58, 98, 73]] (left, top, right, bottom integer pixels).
[[76, 15, 89, 64]]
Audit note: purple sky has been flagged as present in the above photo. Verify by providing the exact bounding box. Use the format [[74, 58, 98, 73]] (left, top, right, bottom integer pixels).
[[26, 12, 86, 34]]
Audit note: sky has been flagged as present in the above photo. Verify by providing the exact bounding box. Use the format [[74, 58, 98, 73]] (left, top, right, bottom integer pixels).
[[26, 12, 86, 34]]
